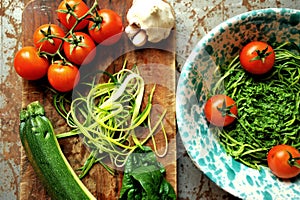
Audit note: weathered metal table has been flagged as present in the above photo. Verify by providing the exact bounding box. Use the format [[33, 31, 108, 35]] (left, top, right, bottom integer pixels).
[[1, 0, 299, 199]]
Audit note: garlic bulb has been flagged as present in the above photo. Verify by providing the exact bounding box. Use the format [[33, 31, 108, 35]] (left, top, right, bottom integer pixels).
[[125, 0, 175, 46]]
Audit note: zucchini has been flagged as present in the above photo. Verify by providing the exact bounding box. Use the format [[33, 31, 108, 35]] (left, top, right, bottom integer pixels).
[[20, 101, 96, 200]]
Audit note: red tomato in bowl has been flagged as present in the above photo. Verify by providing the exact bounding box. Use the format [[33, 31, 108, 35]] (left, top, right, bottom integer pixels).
[[33, 24, 65, 54], [14, 46, 49, 80], [63, 32, 96, 66], [47, 61, 80, 92], [267, 144, 300, 179], [57, 0, 89, 31], [88, 9, 124, 45], [204, 94, 238, 127], [239, 41, 275, 75]]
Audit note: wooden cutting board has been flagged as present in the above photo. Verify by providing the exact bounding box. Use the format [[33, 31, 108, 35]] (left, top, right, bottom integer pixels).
[[20, 0, 176, 199]]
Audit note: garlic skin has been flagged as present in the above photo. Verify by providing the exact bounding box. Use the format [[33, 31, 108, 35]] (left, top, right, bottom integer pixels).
[[124, 25, 140, 40], [126, 0, 175, 45], [132, 30, 148, 47]]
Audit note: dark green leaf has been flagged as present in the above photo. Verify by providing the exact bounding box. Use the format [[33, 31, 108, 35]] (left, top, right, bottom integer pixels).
[[119, 146, 176, 200]]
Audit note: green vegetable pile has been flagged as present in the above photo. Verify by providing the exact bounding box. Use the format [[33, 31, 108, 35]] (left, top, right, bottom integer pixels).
[[212, 42, 300, 169]]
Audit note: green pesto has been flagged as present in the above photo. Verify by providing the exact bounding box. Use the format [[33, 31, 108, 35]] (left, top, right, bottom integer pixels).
[[212, 42, 300, 169]]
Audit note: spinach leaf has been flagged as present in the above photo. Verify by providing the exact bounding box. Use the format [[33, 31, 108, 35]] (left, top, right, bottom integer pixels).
[[119, 146, 176, 200]]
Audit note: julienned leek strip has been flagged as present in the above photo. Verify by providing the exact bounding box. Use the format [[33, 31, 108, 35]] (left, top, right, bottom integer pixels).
[[57, 64, 169, 170]]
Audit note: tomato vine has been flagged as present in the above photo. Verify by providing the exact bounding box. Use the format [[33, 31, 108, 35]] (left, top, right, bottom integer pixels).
[[14, 0, 124, 92]]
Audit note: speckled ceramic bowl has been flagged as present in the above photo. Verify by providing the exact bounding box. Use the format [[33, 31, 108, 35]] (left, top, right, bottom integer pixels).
[[176, 8, 300, 199]]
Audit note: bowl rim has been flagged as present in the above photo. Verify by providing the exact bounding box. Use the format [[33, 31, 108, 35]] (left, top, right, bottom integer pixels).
[[193, 7, 300, 49]]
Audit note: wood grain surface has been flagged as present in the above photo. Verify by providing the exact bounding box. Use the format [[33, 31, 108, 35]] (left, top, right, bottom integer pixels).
[[20, 0, 176, 199]]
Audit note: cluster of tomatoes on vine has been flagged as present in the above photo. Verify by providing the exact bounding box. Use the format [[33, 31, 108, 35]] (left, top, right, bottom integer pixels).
[[14, 0, 124, 92]]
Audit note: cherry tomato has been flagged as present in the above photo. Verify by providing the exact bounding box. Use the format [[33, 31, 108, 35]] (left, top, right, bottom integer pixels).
[[33, 24, 65, 54], [267, 144, 300, 179], [63, 32, 96, 65], [88, 9, 124, 45], [47, 61, 80, 92], [204, 94, 238, 127], [14, 46, 49, 80], [57, 0, 89, 31], [239, 41, 275, 75]]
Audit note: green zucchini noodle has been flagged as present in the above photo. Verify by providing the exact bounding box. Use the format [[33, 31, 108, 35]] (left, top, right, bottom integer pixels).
[[55, 62, 169, 171], [212, 42, 300, 169]]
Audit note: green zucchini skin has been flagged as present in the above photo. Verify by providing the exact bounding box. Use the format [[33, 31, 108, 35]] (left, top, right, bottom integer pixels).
[[20, 101, 96, 200]]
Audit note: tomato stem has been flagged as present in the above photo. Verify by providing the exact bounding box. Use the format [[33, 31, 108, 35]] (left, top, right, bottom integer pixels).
[[250, 45, 272, 63], [217, 100, 237, 118], [287, 151, 300, 168], [66, 0, 98, 35], [88, 9, 104, 31]]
